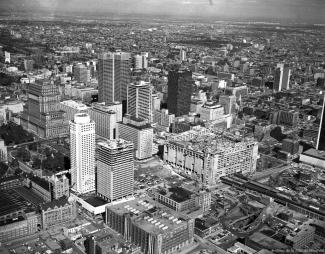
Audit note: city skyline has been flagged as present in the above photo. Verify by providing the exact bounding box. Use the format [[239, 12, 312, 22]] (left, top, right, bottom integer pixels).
[[0, 0, 325, 252], [0, 0, 324, 23]]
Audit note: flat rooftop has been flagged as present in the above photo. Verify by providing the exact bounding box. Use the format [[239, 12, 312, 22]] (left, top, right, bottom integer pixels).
[[157, 187, 192, 203], [85, 196, 108, 207], [169, 128, 255, 154], [302, 148, 325, 160], [98, 139, 133, 150], [107, 198, 190, 235], [0, 188, 36, 218]]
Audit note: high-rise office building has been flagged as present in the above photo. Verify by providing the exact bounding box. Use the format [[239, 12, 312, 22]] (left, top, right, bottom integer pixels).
[[180, 49, 187, 61], [134, 54, 148, 70], [167, 70, 194, 117], [98, 52, 131, 104], [273, 110, 299, 127], [70, 113, 96, 194], [73, 64, 88, 83], [219, 95, 237, 115], [317, 95, 325, 151], [274, 63, 291, 92], [0, 139, 7, 162], [21, 80, 69, 138], [127, 81, 153, 122], [118, 116, 153, 160], [24, 59, 34, 72], [97, 139, 134, 202], [89, 104, 118, 140]]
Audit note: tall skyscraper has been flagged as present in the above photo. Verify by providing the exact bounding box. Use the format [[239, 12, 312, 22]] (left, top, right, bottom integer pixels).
[[70, 113, 96, 194], [317, 94, 325, 151], [127, 81, 153, 122], [274, 63, 291, 92], [133, 54, 148, 70], [97, 52, 131, 104], [21, 80, 69, 138], [167, 70, 194, 117], [97, 139, 134, 202], [180, 49, 187, 61]]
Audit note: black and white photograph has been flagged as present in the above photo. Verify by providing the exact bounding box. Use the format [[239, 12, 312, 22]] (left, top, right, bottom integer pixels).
[[0, 0, 324, 253]]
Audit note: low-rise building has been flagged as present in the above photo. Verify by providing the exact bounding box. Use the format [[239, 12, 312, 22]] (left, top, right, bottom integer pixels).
[[106, 198, 194, 254], [164, 127, 258, 187], [154, 186, 211, 213], [285, 220, 315, 249], [0, 210, 39, 243], [40, 197, 76, 230]]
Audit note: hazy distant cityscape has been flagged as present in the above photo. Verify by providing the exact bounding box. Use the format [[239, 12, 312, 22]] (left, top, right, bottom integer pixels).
[[0, 1, 325, 254]]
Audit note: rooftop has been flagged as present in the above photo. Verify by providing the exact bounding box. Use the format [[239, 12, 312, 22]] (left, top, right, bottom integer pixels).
[[98, 139, 133, 151], [85, 196, 108, 207], [60, 100, 89, 110], [157, 186, 193, 203], [107, 198, 190, 235], [302, 148, 325, 160], [169, 127, 255, 154], [40, 197, 70, 211]]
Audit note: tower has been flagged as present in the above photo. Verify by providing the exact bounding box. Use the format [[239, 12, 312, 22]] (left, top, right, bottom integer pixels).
[[134, 54, 148, 70], [70, 113, 96, 194], [97, 139, 134, 202], [97, 52, 131, 105], [167, 70, 194, 117], [127, 81, 153, 122], [317, 94, 325, 151], [219, 95, 237, 115], [274, 63, 291, 92], [21, 80, 69, 138]]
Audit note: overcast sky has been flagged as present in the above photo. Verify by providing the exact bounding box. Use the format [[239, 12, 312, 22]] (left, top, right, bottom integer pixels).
[[1, 0, 325, 23]]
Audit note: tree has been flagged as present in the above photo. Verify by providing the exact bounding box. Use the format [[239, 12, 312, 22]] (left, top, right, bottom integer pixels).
[[32, 157, 42, 169], [16, 147, 31, 162]]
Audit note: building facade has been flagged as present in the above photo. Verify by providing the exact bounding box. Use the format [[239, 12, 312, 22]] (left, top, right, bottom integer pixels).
[[154, 186, 211, 213], [127, 81, 153, 122], [49, 173, 70, 200], [0, 210, 39, 243], [21, 80, 69, 138], [163, 127, 258, 187], [317, 94, 325, 151], [134, 54, 148, 70], [118, 116, 153, 160], [199, 102, 224, 121], [40, 198, 76, 229], [58, 100, 89, 122], [0, 138, 7, 162], [98, 52, 132, 104], [89, 102, 119, 139], [70, 113, 96, 194], [97, 139, 134, 202], [106, 199, 194, 254], [167, 70, 194, 117], [219, 95, 237, 115]]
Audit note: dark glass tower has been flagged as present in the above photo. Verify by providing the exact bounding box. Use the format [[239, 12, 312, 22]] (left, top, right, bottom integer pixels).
[[97, 52, 131, 105], [167, 70, 193, 117], [317, 95, 325, 151]]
